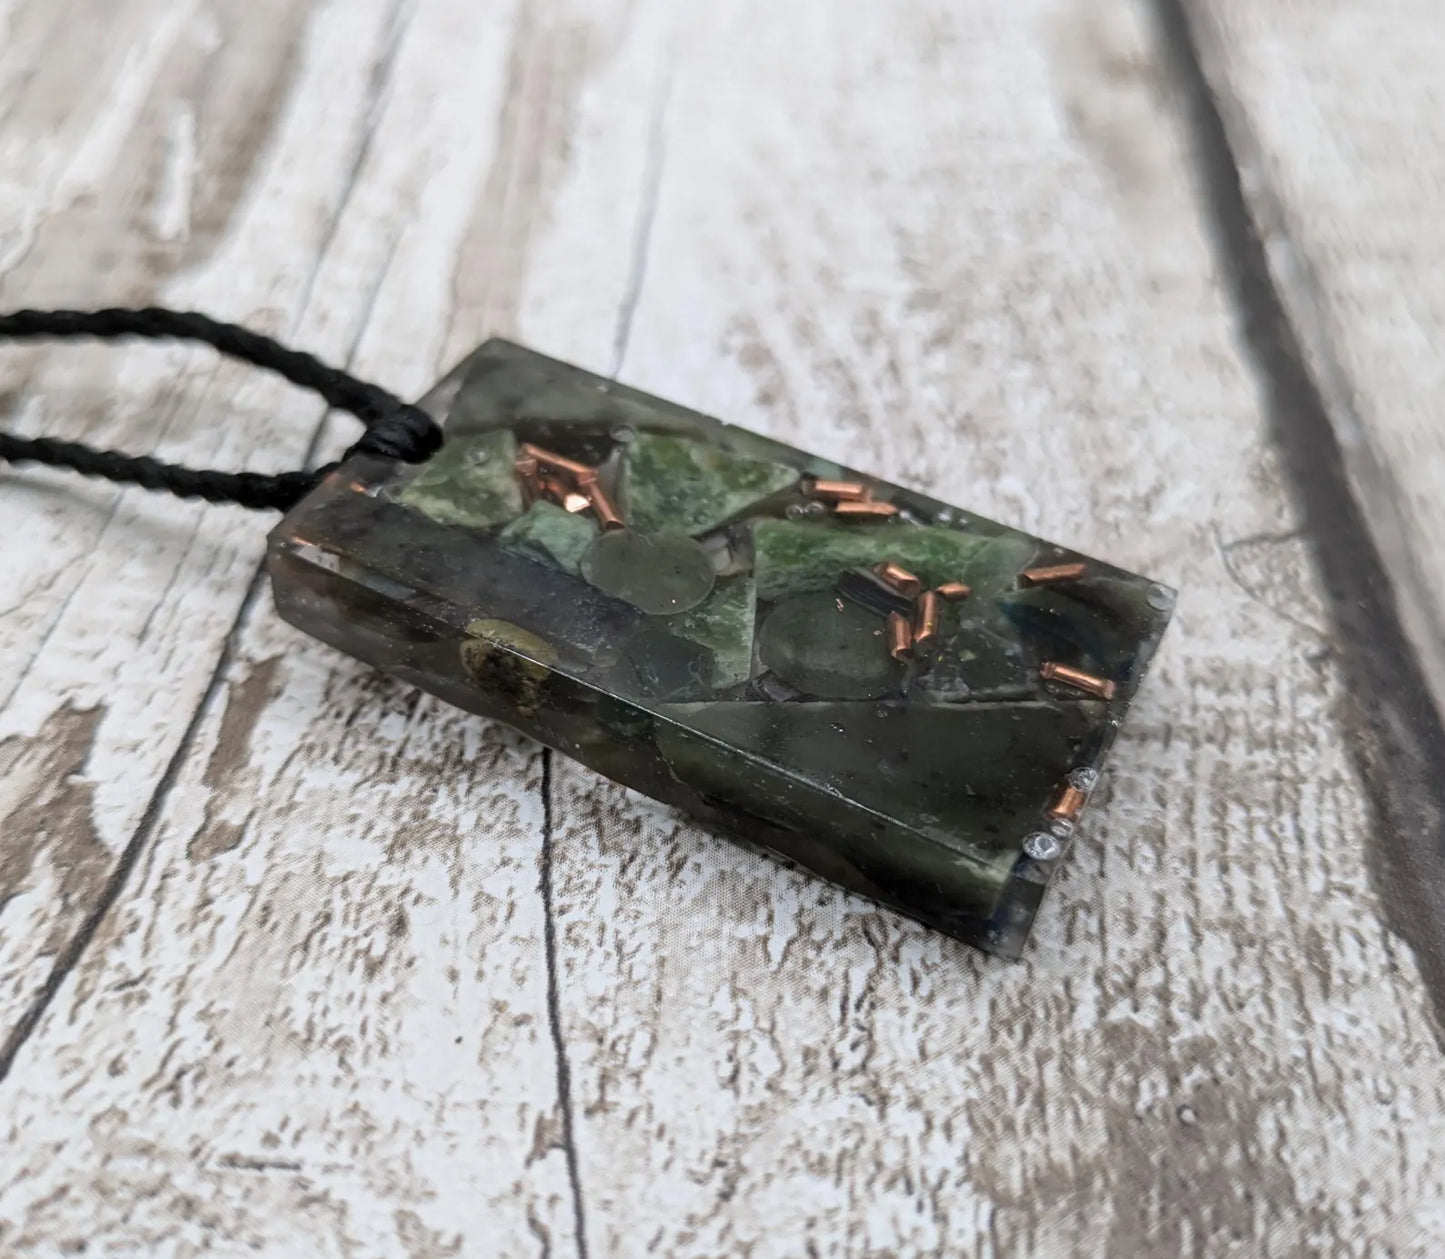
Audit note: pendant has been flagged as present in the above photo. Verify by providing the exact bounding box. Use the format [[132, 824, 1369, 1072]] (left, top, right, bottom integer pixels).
[[269, 341, 1173, 957]]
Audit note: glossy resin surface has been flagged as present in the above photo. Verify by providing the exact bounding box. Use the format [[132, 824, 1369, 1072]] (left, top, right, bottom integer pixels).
[[268, 341, 1174, 957]]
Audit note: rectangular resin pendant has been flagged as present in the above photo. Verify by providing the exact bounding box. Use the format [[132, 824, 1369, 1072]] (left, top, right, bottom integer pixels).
[[268, 341, 1174, 957]]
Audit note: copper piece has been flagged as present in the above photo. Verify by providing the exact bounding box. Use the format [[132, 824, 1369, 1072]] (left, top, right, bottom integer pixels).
[[913, 590, 941, 648], [1047, 785, 1088, 822], [833, 500, 899, 519], [514, 455, 543, 502], [935, 581, 972, 601], [874, 561, 923, 597], [1019, 561, 1088, 587], [587, 483, 625, 531], [807, 479, 869, 501], [539, 474, 571, 504], [1040, 661, 1117, 700], [887, 612, 913, 661], [562, 491, 591, 514], [520, 443, 596, 480]]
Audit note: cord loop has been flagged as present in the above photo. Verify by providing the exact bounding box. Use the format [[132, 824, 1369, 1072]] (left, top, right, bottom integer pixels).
[[0, 307, 445, 511]]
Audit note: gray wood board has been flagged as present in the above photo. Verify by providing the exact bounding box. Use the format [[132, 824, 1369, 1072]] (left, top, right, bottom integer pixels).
[[1183, 0, 1445, 710]]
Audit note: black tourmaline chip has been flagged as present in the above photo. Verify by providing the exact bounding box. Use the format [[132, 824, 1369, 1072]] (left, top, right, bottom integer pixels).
[[268, 340, 1174, 957]]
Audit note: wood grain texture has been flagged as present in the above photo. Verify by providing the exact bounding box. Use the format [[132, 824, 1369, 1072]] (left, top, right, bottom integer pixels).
[[0, 0, 428, 1036], [1181, 0, 1445, 714], [1159, 0, 1445, 1054], [541, 4, 1445, 1255], [0, 0, 665, 1253], [0, 0, 1442, 1256]]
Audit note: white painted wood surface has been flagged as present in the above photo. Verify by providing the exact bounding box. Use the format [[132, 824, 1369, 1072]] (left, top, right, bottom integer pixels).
[[1187, 0, 1445, 710], [0, 2, 1441, 1256]]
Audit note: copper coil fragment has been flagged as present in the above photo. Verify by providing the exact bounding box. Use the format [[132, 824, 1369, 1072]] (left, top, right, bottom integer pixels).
[[833, 500, 899, 519], [520, 443, 596, 480], [913, 591, 941, 648], [540, 475, 572, 503], [887, 612, 913, 661], [1019, 561, 1088, 587], [935, 581, 972, 601], [588, 483, 625, 531], [874, 561, 922, 597], [1047, 784, 1088, 821], [514, 456, 543, 502], [1040, 661, 1116, 700], [807, 479, 869, 501]]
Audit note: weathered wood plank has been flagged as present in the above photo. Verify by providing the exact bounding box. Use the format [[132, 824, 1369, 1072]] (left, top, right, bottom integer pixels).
[[544, 1, 1445, 1255], [1183, 0, 1445, 714], [0, 630, 583, 1257], [0, 0, 402, 1038], [1159, 0, 1445, 1077], [0, 0, 662, 1253]]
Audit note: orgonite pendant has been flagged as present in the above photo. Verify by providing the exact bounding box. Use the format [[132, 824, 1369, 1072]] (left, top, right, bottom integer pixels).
[[268, 341, 1174, 957]]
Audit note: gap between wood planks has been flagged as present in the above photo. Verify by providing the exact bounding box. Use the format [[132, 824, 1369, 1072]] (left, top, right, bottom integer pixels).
[[539, 749, 590, 1259], [535, 56, 673, 1257], [1155, 0, 1445, 1027]]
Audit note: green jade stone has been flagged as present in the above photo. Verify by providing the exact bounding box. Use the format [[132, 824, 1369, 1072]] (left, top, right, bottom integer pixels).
[[501, 500, 598, 575], [621, 431, 800, 536], [268, 338, 1175, 958], [668, 575, 757, 689], [394, 429, 521, 529], [753, 520, 1034, 602]]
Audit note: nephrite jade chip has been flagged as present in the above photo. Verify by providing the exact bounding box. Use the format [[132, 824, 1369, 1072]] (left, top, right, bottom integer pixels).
[[269, 340, 1173, 958]]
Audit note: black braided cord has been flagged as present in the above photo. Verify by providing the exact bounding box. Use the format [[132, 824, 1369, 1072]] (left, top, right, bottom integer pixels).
[[0, 308, 444, 511]]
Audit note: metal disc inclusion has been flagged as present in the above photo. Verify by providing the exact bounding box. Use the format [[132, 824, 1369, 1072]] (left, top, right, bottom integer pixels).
[[757, 592, 902, 699], [580, 529, 717, 615]]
